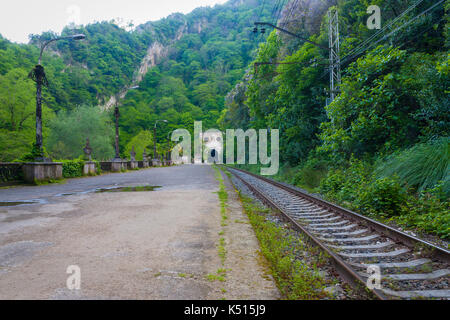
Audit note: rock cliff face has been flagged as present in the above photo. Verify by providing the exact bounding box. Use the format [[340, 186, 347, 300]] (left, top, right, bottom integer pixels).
[[135, 41, 166, 83], [102, 40, 168, 110], [103, 14, 210, 110], [279, 0, 334, 36]]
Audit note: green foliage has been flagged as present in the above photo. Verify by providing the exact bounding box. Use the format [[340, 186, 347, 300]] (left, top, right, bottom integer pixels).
[[375, 137, 450, 193], [292, 158, 328, 190], [116, 0, 280, 153], [395, 184, 450, 239], [47, 105, 114, 161], [20, 143, 49, 162], [318, 158, 449, 238], [124, 130, 153, 161], [359, 177, 407, 217], [319, 47, 449, 161], [61, 159, 85, 178], [319, 158, 373, 206], [0, 68, 54, 161], [241, 195, 329, 300]]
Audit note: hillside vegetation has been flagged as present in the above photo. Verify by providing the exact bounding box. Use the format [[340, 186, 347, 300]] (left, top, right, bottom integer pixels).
[[0, 0, 277, 160], [0, 0, 448, 238], [225, 0, 449, 238]]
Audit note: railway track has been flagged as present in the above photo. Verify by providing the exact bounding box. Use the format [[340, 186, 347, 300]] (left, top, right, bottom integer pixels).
[[226, 166, 450, 300]]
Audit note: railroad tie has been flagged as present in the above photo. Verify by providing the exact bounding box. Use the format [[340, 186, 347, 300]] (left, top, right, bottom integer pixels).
[[382, 289, 450, 299], [309, 223, 358, 231], [385, 269, 449, 281], [348, 258, 431, 269], [319, 235, 380, 243], [329, 241, 394, 250], [339, 248, 409, 258]]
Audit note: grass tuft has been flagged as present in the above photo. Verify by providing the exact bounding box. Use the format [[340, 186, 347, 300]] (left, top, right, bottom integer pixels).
[[376, 137, 449, 193]]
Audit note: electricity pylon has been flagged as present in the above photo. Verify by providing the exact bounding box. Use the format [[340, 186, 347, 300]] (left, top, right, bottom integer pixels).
[[328, 8, 341, 104]]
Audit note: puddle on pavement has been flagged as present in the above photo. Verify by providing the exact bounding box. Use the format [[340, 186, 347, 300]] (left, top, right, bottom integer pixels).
[[0, 200, 45, 207], [95, 186, 162, 193], [54, 185, 161, 197]]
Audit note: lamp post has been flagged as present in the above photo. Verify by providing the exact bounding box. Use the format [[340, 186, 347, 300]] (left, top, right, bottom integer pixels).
[[113, 85, 140, 161], [30, 34, 86, 161], [166, 131, 172, 163], [153, 119, 168, 160]]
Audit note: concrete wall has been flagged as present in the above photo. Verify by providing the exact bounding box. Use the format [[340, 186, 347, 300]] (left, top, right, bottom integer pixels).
[[128, 161, 139, 170], [22, 163, 63, 183], [100, 161, 127, 172], [0, 163, 23, 184], [83, 162, 97, 176], [138, 161, 149, 168]]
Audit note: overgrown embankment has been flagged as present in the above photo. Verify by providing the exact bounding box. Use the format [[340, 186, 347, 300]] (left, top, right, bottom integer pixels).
[[223, 166, 362, 300]]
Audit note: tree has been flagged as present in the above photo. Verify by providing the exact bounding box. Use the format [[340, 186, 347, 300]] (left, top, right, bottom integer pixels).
[[0, 69, 36, 132], [125, 130, 153, 161], [0, 69, 55, 161], [47, 105, 114, 160]]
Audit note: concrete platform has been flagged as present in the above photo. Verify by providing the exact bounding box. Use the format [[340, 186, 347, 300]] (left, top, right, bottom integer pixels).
[[0, 165, 280, 300]]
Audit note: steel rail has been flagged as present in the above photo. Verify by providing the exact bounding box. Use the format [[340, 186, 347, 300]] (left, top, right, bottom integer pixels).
[[227, 166, 450, 262], [225, 166, 450, 299], [227, 167, 385, 299]]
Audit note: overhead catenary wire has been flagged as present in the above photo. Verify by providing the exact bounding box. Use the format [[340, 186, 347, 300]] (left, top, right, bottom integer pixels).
[[344, 0, 427, 58], [276, 0, 289, 25], [319, 0, 446, 81], [341, 0, 438, 64], [271, 0, 282, 25], [258, 0, 267, 20], [282, 0, 298, 24]]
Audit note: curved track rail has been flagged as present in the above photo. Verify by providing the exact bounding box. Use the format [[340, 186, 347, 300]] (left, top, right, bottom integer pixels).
[[226, 166, 450, 300]]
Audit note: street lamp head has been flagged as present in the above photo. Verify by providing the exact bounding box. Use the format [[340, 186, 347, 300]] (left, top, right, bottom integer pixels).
[[130, 85, 140, 90], [163, 120, 168, 123], [71, 34, 86, 41]]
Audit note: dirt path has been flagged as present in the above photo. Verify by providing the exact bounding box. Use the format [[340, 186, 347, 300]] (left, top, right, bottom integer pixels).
[[216, 169, 281, 300]]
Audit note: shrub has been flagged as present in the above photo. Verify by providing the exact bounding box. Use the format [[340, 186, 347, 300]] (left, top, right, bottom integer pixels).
[[61, 160, 85, 178], [293, 159, 328, 190], [319, 157, 373, 206], [319, 158, 449, 238], [358, 177, 407, 217], [20, 143, 48, 162], [396, 184, 450, 239], [319, 169, 346, 199]]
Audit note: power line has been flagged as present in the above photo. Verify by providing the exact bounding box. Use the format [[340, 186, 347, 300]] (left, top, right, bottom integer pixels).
[[375, 0, 444, 43], [276, 0, 289, 25], [282, 0, 299, 26], [271, 0, 282, 25], [341, 0, 441, 65], [347, 0, 444, 64], [344, 0, 426, 59], [395, 15, 445, 50], [258, 0, 267, 20], [320, 0, 445, 80]]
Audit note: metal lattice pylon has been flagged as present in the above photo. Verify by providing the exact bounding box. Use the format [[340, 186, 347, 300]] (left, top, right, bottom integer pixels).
[[328, 9, 341, 103]]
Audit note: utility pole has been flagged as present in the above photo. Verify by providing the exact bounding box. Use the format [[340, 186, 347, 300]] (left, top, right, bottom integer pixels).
[[29, 34, 86, 161], [328, 8, 341, 104], [113, 103, 121, 161], [254, 8, 342, 105], [154, 119, 168, 160], [112, 86, 139, 161]]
